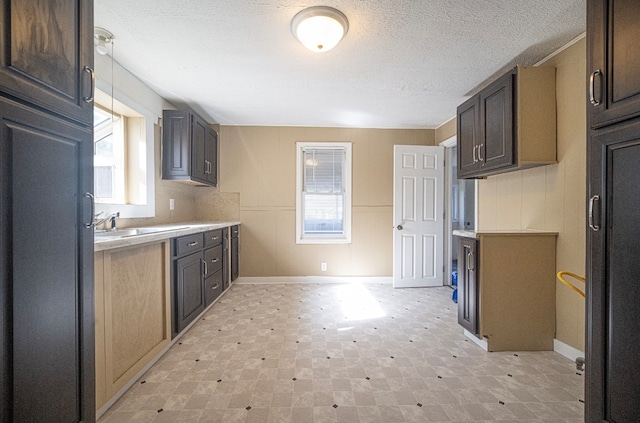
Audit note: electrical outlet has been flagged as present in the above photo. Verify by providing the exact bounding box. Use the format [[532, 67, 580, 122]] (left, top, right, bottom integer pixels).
[[169, 198, 175, 210], [321, 262, 327, 272]]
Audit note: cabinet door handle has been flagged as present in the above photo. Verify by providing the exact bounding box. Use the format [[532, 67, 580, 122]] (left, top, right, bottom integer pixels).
[[589, 69, 602, 106], [84, 192, 95, 228], [212, 284, 219, 290], [466, 251, 475, 271], [472, 145, 478, 163], [477, 144, 484, 162], [211, 236, 219, 241], [188, 241, 199, 247], [212, 258, 219, 263], [83, 66, 95, 103], [589, 195, 600, 231], [203, 259, 208, 276]]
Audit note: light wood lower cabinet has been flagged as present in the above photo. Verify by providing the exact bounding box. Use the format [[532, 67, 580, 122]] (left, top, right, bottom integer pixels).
[[95, 242, 171, 410], [455, 231, 557, 352]]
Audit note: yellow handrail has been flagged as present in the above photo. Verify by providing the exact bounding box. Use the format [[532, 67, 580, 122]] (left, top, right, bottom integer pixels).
[[557, 271, 585, 298]]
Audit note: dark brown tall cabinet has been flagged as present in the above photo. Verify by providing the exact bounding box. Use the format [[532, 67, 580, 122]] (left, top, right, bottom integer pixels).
[[0, 1, 95, 422], [586, 1, 640, 421]]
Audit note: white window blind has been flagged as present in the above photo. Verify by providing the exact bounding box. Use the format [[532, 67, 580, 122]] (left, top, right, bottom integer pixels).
[[296, 142, 352, 244]]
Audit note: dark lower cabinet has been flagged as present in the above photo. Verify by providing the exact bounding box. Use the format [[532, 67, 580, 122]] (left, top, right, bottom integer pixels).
[[171, 227, 234, 338], [222, 227, 230, 290], [587, 1, 640, 421], [457, 237, 479, 335], [231, 225, 240, 282], [175, 252, 206, 334]]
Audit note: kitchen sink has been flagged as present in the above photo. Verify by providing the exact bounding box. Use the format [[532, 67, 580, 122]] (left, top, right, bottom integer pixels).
[[94, 226, 189, 239]]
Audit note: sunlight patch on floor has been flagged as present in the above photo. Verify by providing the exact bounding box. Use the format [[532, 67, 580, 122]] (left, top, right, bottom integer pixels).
[[336, 283, 387, 321]]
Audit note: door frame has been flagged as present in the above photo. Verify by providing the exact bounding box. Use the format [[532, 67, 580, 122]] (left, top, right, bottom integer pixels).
[[440, 135, 478, 287]]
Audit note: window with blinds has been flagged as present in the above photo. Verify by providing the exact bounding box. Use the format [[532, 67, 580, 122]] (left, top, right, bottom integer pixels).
[[296, 142, 352, 244]]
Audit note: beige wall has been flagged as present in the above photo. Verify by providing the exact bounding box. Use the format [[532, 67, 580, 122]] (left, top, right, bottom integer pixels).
[[435, 117, 457, 144], [476, 38, 587, 351], [206, 126, 435, 277]]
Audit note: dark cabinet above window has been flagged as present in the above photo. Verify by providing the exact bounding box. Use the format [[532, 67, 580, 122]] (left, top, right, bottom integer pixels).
[[457, 66, 557, 179], [162, 109, 218, 186]]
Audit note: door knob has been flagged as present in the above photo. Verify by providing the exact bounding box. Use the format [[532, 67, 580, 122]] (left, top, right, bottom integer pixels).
[[396, 225, 403, 230]]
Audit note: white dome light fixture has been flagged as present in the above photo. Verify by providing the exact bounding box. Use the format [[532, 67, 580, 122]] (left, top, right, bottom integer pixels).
[[94, 27, 114, 56], [291, 6, 349, 53]]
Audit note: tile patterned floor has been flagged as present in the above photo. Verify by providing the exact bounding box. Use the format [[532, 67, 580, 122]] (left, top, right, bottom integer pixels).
[[98, 283, 584, 422]]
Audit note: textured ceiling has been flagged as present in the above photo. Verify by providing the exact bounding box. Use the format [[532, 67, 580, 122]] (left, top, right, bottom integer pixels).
[[94, 0, 586, 129]]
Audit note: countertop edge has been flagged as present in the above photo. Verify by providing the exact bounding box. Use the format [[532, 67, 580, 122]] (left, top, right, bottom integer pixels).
[[94, 221, 241, 252], [453, 229, 559, 238]]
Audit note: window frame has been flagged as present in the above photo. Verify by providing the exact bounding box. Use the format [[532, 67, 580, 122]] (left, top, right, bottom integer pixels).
[[295, 142, 352, 244], [92, 87, 156, 219]]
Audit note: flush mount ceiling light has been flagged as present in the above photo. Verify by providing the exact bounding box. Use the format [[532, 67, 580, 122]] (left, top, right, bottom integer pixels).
[[291, 6, 349, 53], [94, 27, 114, 55]]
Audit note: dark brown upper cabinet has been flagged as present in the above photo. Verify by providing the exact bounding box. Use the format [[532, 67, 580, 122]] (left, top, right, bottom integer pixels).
[[0, 0, 94, 125], [162, 109, 218, 187], [588, 0, 640, 129], [457, 66, 557, 179]]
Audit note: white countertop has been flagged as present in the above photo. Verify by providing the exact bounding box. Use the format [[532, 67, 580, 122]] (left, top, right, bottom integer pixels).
[[453, 229, 558, 239], [94, 221, 241, 252]]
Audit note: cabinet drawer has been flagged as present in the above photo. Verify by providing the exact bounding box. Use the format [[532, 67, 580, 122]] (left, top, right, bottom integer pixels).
[[204, 245, 224, 276], [174, 233, 204, 257], [204, 229, 223, 247], [205, 270, 223, 307], [230, 225, 239, 238]]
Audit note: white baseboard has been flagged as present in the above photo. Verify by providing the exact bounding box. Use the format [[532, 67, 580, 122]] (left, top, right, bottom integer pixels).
[[235, 276, 393, 285], [554, 339, 585, 362], [463, 329, 488, 351]]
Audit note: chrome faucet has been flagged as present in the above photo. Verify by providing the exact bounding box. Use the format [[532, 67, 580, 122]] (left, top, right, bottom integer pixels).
[[94, 211, 120, 231]]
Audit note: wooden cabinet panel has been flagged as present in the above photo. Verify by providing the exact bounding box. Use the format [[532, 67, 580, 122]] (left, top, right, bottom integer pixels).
[[456, 66, 555, 179], [205, 228, 224, 247], [457, 237, 478, 334], [587, 2, 640, 420], [175, 232, 204, 257], [204, 245, 224, 276], [162, 109, 218, 186], [0, 0, 93, 125], [192, 116, 207, 183], [588, 0, 640, 128], [480, 71, 514, 171], [175, 252, 205, 333], [0, 97, 94, 423], [205, 271, 223, 307], [456, 96, 481, 178], [161, 111, 190, 178], [222, 227, 230, 290], [586, 118, 640, 422], [231, 226, 239, 281], [456, 232, 556, 352], [94, 243, 170, 411]]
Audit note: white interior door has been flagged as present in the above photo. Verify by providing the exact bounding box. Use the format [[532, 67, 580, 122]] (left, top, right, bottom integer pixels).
[[393, 145, 444, 288]]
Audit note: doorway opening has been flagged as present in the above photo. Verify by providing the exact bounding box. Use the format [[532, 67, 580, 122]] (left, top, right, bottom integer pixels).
[[442, 140, 476, 288]]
